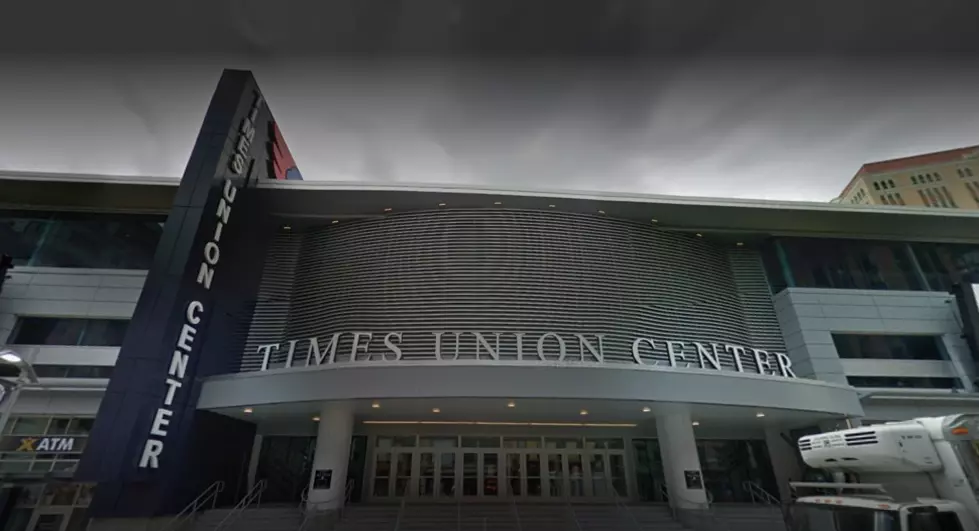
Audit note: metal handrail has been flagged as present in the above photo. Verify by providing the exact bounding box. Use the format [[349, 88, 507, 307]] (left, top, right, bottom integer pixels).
[[510, 493, 523, 531], [662, 485, 730, 531], [611, 484, 642, 531], [214, 479, 267, 530], [297, 479, 356, 531], [393, 498, 406, 531], [742, 481, 780, 505], [564, 493, 583, 531], [162, 480, 225, 531]]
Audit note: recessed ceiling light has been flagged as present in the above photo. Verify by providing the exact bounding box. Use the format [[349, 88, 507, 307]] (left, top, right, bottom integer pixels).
[[507, 401, 516, 408], [651, 219, 658, 223], [598, 210, 606, 214], [695, 233, 703, 237], [282, 225, 292, 231], [580, 409, 589, 416], [494, 201, 503, 205], [736, 242, 744, 246], [371, 402, 381, 409], [641, 407, 651, 413], [312, 416, 320, 422], [243, 408, 253, 414], [548, 204, 556, 208], [692, 421, 700, 426], [331, 220, 339, 224], [756, 412, 766, 418], [384, 207, 393, 212], [432, 408, 441, 413], [438, 203, 446, 207]]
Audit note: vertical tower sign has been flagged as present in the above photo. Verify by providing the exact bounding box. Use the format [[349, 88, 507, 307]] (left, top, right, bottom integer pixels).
[[76, 70, 302, 517]]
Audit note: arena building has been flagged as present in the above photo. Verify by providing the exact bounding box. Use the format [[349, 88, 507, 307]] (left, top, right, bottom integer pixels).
[[1, 70, 979, 530]]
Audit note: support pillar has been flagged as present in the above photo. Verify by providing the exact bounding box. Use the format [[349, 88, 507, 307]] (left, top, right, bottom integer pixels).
[[765, 427, 801, 503], [656, 412, 708, 510], [307, 402, 354, 512]]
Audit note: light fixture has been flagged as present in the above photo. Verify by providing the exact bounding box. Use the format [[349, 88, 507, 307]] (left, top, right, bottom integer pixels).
[[597, 210, 606, 214], [651, 219, 658, 223], [0, 352, 22, 364], [438, 203, 446, 207], [384, 207, 393, 212], [548, 204, 556, 208], [579, 409, 589, 416], [362, 420, 638, 428], [692, 421, 700, 427], [736, 242, 744, 246], [312, 416, 320, 422], [331, 220, 339, 224], [494, 201, 503, 205], [243, 408, 253, 414], [282, 225, 292, 231], [371, 402, 381, 409], [432, 408, 441, 413], [641, 407, 651, 413], [695, 233, 703, 237], [507, 401, 516, 408], [756, 412, 766, 418]]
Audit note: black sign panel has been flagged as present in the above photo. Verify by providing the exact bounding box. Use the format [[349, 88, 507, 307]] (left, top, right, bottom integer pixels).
[[684, 470, 704, 490], [313, 469, 333, 490], [75, 70, 303, 517]]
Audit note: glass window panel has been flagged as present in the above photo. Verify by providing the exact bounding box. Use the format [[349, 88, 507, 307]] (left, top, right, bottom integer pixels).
[[419, 437, 457, 448], [440, 454, 456, 497], [463, 453, 478, 476], [832, 334, 944, 361], [395, 454, 412, 476], [376, 437, 394, 449], [484, 453, 499, 496], [374, 452, 391, 477], [568, 454, 584, 497], [43, 484, 78, 506], [0, 212, 53, 266], [847, 376, 961, 389], [461, 436, 499, 448], [11, 417, 49, 436], [67, 418, 94, 436], [548, 454, 564, 496], [503, 437, 540, 449], [911, 243, 979, 291], [75, 484, 95, 507], [763, 238, 923, 292], [463, 478, 478, 496], [373, 478, 389, 497], [47, 418, 71, 435], [419, 453, 435, 476], [78, 320, 129, 347], [392, 436, 416, 448], [27, 212, 164, 270], [10, 318, 129, 347], [30, 461, 54, 473]]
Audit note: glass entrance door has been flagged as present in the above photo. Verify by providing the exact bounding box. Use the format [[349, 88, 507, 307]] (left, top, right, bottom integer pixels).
[[418, 451, 457, 498], [461, 451, 500, 498]]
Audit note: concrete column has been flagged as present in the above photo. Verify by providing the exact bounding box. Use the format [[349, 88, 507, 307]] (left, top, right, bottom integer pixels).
[[246, 434, 263, 491], [656, 412, 708, 510], [765, 427, 802, 502], [307, 402, 354, 511]]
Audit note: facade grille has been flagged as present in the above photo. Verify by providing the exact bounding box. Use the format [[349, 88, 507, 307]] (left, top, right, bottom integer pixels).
[[240, 210, 784, 373]]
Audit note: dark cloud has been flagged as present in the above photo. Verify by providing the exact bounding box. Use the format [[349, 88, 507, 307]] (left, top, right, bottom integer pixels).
[[0, 1, 977, 200]]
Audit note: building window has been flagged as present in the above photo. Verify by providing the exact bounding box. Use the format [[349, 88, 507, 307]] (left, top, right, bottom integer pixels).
[[8, 318, 129, 347], [966, 182, 979, 206], [941, 186, 958, 208], [895, 193, 906, 205], [873, 182, 880, 190], [762, 238, 923, 291], [0, 211, 164, 269], [888, 179, 895, 188], [832, 334, 944, 360], [935, 172, 942, 181], [927, 188, 946, 207], [32, 365, 114, 379], [910, 242, 979, 291], [967, 168, 974, 177], [0, 416, 92, 475], [879, 194, 889, 204], [918, 189, 930, 206], [913, 176, 919, 184], [846, 376, 961, 389], [926, 174, 934, 183]]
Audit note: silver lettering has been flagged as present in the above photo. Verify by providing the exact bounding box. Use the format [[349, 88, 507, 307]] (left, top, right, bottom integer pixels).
[[383, 332, 403, 361], [150, 408, 172, 437], [725, 344, 747, 372], [55, 438, 74, 452], [223, 178, 238, 203], [513, 332, 526, 360], [204, 241, 220, 265], [139, 439, 164, 468], [257, 344, 279, 371], [432, 332, 445, 360], [694, 342, 721, 370], [216, 198, 231, 225], [350, 332, 373, 361], [751, 348, 773, 375], [176, 324, 196, 352], [196, 263, 214, 289], [306, 334, 342, 365], [575, 334, 604, 362], [537, 333, 566, 361], [284, 339, 299, 368], [186, 300, 203, 325], [473, 332, 500, 360], [163, 378, 182, 406], [169, 350, 188, 378], [775, 352, 797, 378], [666, 341, 690, 368], [631, 338, 654, 364]]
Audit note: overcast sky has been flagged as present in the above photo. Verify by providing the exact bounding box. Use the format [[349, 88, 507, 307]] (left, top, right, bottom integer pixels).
[[1, 1, 977, 201]]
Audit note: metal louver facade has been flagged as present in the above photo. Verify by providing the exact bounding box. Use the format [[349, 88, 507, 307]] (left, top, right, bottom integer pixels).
[[240, 209, 785, 372]]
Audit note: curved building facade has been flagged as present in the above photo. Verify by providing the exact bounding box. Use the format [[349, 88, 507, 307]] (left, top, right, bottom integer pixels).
[[2, 70, 979, 530]]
